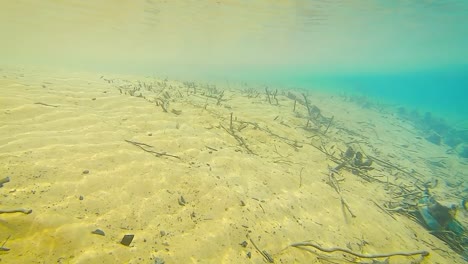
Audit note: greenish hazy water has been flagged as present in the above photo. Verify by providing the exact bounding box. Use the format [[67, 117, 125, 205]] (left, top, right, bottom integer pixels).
[[1, 0, 467, 122]]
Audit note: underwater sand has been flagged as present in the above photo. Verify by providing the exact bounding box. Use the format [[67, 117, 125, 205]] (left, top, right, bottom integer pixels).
[[0, 67, 466, 263]]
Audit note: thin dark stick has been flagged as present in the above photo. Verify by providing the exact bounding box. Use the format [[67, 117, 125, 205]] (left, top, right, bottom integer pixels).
[[290, 241, 429, 259], [293, 100, 296, 112], [249, 238, 274, 263], [220, 125, 254, 154], [340, 197, 356, 218], [125, 140, 153, 148], [216, 90, 224, 106], [259, 204, 265, 214], [328, 171, 356, 218], [34, 102, 58, 108], [125, 140, 180, 159], [265, 88, 271, 104], [230, 112, 233, 131], [371, 200, 397, 220], [367, 154, 424, 182], [273, 89, 279, 105], [301, 93, 311, 118], [299, 167, 304, 188], [1, 235, 10, 248], [324, 116, 334, 134], [0, 235, 11, 251], [205, 146, 218, 152]]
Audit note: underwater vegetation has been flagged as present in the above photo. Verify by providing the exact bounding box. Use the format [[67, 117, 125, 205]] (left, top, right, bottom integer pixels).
[[396, 106, 468, 158], [338, 91, 468, 159]]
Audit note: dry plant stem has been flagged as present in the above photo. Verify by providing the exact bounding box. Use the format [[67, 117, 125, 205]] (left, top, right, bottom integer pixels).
[[323, 116, 334, 134], [290, 242, 429, 259], [372, 200, 397, 220], [34, 102, 58, 108], [0, 208, 32, 214], [329, 171, 356, 218], [273, 89, 279, 105], [125, 140, 180, 159], [220, 125, 254, 154], [249, 238, 274, 263], [392, 191, 421, 199], [0, 178, 33, 215], [0, 235, 11, 252], [155, 98, 168, 112], [367, 154, 424, 183], [340, 197, 356, 218], [265, 88, 271, 104], [216, 91, 224, 105], [328, 172, 341, 193], [299, 167, 304, 188], [301, 93, 311, 118]]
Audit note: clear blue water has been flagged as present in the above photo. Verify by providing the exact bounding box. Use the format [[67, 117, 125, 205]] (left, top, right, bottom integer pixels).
[[293, 65, 468, 122]]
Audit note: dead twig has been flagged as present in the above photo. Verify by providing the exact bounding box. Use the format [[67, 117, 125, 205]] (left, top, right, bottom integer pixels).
[[0, 178, 33, 216], [323, 116, 334, 135], [328, 169, 356, 218], [290, 241, 429, 259], [0, 208, 32, 214], [249, 237, 274, 263], [220, 125, 254, 154], [125, 140, 180, 159], [155, 98, 168, 112], [34, 102, 59, 108], [0, 235, 11, 252], [302, 93, 311, 119], [265, 87, 272, 104]]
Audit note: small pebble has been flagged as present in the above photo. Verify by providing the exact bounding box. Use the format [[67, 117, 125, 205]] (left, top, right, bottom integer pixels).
[[92, 98, 96, 101], [178, 196, 186, 206], [82, 170, 89, 174], [79, 195, 84, 201], [148, 133, 152, 136], [246, 252, 251, 258], [91, 229, 105, 236], [239, 241, 248, 247], [120, 234, 134, 246], [160, 230, 166, 237]]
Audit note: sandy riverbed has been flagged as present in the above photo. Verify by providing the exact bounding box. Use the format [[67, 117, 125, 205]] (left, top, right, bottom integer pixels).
[[0, 67, 466, 263]]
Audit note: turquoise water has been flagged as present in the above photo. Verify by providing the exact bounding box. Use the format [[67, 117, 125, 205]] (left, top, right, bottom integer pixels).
[[301, 66, 468, 122]]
